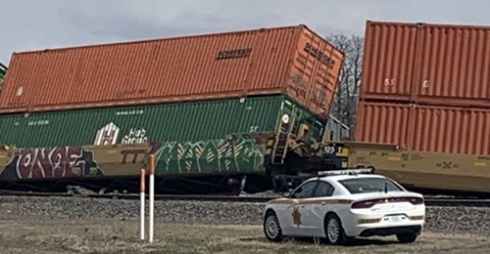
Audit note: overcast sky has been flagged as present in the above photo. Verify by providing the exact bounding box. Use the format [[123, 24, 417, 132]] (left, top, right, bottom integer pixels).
[[1, 0, 489, 64]]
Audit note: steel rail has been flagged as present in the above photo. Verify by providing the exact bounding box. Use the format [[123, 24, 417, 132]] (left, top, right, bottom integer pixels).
[[1, 190, 490, 207]]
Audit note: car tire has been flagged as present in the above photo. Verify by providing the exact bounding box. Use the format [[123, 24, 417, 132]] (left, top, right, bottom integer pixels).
[[396, 233, 418, 243], [263, 211, 283, 242], [324, 214, 350, 245]]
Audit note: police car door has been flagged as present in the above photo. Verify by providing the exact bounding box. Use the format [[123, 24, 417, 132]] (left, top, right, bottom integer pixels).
[[308, 181, 335, 236], [283, 180, 319, 236]]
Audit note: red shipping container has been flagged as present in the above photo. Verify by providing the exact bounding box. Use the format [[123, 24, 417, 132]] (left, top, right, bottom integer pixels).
[[355, 101, 412, 147], [0, 25, 344, 116], [355, 101, 490, 155], [361, 20, 490, 108]]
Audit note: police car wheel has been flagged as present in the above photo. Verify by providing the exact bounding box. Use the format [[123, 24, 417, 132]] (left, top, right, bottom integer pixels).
[[263, 211, 283, 242], [325, 214, 347, 245], [396, 233, 418, 243]]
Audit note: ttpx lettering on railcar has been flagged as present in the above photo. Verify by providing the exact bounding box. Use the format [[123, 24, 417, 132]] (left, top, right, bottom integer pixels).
[[120, 149, 148, 164]]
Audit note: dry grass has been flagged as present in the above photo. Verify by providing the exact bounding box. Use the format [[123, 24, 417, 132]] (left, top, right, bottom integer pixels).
[[0, 216, 489, 254]]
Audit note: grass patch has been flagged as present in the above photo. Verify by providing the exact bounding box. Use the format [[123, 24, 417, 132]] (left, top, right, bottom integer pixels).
[[1, 217, 490, 254]]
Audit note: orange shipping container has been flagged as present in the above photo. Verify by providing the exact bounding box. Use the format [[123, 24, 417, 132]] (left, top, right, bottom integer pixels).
[[355, 101, 490, 155], [361, 20, 490, 107], [0, 24, 344, 116]]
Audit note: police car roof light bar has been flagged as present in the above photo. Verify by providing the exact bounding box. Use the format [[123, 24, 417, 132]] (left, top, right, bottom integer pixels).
[[317, 168, 375, 176]]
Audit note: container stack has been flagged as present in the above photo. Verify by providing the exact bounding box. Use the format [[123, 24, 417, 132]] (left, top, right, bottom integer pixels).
[[0, 25, 345, 148], [356, 20, 490, 155]]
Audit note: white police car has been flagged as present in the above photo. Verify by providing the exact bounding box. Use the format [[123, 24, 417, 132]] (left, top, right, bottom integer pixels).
[[263, 169, 425, 245]]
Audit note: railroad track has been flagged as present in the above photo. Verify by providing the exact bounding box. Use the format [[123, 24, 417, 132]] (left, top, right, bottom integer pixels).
[[1, 190, 490, 207]]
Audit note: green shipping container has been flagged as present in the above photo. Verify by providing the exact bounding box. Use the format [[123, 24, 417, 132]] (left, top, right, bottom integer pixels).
[[0, 95, 327, 148], [0, 62, 6, 84]]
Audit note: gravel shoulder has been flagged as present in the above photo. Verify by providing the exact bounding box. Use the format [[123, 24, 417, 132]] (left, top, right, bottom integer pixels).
[[1, 196, 490, 253], [1, 217, 490, 254]]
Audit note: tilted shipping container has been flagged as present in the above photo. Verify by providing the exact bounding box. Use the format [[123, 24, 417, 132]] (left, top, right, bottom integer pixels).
[[355, 101, 490, 155], [1, 24, 344, 116], [362, 20, 490, 107], [0, 95, 327, 148]]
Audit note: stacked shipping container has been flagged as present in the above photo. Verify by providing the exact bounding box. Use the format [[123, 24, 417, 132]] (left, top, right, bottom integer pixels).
[[356, 20, 490, 155], [0, 95, 327, 148], [0, 25, 345, 148], [356, 101, 490, 154], [1, 25, 343, 116]]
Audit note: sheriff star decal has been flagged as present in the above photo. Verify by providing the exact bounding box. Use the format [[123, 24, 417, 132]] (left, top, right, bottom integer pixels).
[[291, 206, 302, 227]]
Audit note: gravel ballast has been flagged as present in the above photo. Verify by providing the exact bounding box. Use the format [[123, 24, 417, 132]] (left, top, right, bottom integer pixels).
[[1, 196, 489, 235]]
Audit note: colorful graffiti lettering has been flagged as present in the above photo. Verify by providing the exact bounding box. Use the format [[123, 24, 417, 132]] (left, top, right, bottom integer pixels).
[[0, 146, 102, 179], [155, 136, 265, 174]]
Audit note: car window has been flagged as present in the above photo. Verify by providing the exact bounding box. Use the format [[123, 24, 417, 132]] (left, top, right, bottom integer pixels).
[[313, 182, 334, 197], [339, 177, 403, 194], [291, 181, 318, 198]]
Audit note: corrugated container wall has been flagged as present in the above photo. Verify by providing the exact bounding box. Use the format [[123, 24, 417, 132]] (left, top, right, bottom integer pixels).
[[355, 102, 412, 146], [0, 95, 326, 148], [355, 101, 490, 155], [0, 25, 344, 117], [362, 20, 490, 107]]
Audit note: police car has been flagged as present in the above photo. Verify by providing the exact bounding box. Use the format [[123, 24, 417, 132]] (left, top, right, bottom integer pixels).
[[263, 169, 425, 245]]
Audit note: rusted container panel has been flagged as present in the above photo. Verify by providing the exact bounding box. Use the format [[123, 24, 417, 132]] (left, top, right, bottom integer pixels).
[[0, 25, 344, 116], [355, 101, 490, 155], [361, 20, 490, 107]]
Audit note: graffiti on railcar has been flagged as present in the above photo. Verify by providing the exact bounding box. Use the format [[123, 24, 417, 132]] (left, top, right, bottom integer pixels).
[[155, 136, 266, 174], [0, 146, 102, 179]]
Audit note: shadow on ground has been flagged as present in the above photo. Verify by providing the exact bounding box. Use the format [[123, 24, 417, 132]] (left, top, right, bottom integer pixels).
[[239, 236, 400, 247]]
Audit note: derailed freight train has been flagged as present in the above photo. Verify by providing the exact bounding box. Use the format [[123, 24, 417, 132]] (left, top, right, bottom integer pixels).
[[0, 24, 347, 195], [0, 96, 346, 194], [266, 20, 490, 197], [1, 21, 490, 197]]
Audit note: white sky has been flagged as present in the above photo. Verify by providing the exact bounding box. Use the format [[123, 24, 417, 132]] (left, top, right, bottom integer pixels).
[[1, 0, 489, 64]]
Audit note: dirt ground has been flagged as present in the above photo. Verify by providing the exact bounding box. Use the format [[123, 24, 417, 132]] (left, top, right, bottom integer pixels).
[[0, 216, 489, 254]]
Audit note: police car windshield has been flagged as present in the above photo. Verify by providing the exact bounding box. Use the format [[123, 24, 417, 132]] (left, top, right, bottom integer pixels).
[[339, 177, 403, 194]]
